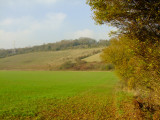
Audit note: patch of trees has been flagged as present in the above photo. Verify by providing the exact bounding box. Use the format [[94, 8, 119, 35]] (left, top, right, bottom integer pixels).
[[101, 36, 160, 118], [0, 37, 110, 58], [87, 0, 160, 42], [87, 0, 160, 118], [59, 60, 114, 71]]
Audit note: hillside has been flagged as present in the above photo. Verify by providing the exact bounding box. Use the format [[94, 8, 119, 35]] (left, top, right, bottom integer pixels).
[[0, 37, 110, 58], [0, 48, 102, 70], [83, 53, 102, 62]]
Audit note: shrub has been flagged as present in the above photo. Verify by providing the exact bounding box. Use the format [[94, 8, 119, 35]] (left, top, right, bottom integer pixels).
[[101, 35, 160, 109], [59, 61, 75, 70], [101, 63, 114, 71]]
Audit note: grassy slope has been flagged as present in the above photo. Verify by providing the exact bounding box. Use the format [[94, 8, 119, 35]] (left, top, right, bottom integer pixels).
[[83, 53, 102, 62], [0, 71, 118, 119], [0, 48, 101, 70]]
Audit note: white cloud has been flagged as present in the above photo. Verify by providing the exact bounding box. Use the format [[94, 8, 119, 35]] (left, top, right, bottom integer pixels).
[[0, 19, 13, 26], [1, 0, 59, 5], [0, 0, 83, 6], [0, 0, 58, 7], [73, 29, 94, 39], [35, 0, 57, 4], [0, 30, 31, 49], [0, 13, 66, 49], [65, 27, 117, 41]]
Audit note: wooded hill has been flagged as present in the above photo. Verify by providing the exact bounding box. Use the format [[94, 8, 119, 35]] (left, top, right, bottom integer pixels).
[[0, 37, 110, 58]]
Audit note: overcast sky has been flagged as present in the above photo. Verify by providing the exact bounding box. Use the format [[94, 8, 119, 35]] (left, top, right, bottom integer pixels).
[[0, 0, 116, 49]]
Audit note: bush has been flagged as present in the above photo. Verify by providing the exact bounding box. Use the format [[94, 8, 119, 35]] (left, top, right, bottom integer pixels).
[[101, 35, 160, 109], [101, 63, 114, 71], [59, 61, 75, 70]]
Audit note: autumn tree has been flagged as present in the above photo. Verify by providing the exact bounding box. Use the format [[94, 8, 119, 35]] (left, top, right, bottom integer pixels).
[[87, 0, 160, 42], [87, 0, 160, 114]]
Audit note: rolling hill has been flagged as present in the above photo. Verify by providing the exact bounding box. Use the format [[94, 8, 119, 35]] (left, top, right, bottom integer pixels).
[[83, 53, 102, 62], [0, 48, 102, 70]]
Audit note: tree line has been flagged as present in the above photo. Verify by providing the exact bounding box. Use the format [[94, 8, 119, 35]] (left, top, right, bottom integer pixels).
[[87, 0, 160, 118], [0, 37, 110, 58]]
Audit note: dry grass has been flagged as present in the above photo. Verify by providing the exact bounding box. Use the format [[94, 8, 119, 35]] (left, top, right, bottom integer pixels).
[[0, 48, 102, 70], [83, 53, 102, 62], [36, 95, 116, 120]]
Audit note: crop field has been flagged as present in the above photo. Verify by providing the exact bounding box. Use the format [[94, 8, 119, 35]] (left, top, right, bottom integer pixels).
[[0, 71, 119, 119]]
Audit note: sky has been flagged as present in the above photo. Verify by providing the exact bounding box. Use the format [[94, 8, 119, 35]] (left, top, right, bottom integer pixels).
[[0, 0, 116, 49]]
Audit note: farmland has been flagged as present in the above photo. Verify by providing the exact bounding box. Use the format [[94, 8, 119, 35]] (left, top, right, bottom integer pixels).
[[0, 71, 120, 119]]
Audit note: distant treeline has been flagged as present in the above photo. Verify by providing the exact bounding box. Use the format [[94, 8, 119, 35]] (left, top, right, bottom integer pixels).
[[0, 37, 110, 58]]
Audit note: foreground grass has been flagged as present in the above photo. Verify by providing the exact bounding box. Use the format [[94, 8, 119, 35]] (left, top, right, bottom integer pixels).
[[0, 71, 119, 119]]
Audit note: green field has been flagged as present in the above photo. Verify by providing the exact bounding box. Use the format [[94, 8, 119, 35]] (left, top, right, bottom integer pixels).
[[0, 71, 118, 119]]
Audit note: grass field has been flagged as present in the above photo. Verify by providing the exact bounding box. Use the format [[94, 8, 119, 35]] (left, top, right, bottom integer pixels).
[[0, 48, 102, 70], [83, 53, 102, 62], [0, 71, 119, 119]]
